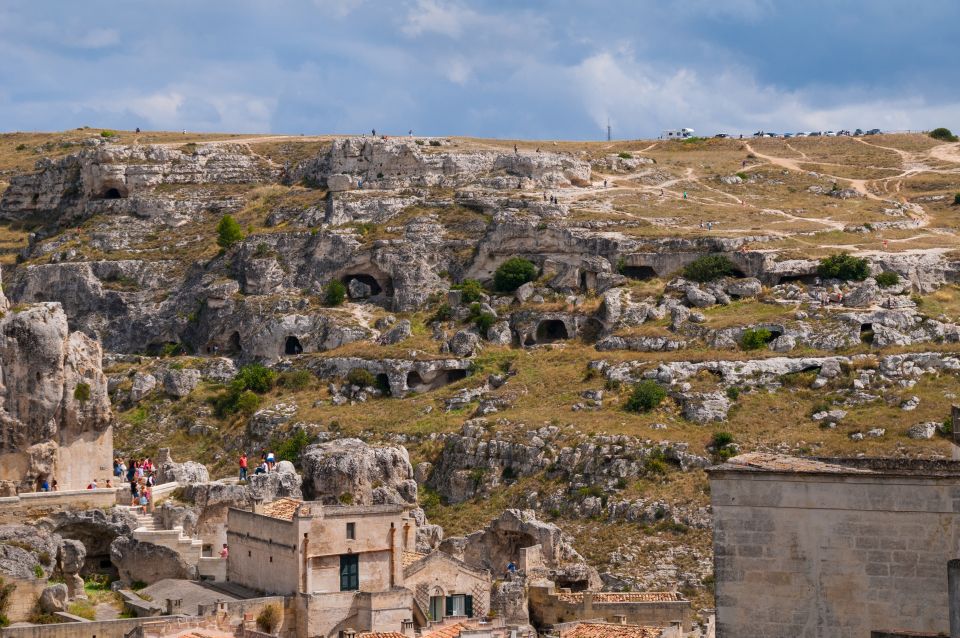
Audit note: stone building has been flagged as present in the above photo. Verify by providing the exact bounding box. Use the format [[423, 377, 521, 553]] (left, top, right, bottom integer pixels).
[[709, 452, 960, 638], [528, 588, 691, 633], [403, 550, 492, 623]]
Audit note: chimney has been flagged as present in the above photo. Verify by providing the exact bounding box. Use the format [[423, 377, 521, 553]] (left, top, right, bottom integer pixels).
[[401, 619, 416, 638], [613, 615, 626, 625], [341, 630, 356, 638], [950, 560, 960, 638]]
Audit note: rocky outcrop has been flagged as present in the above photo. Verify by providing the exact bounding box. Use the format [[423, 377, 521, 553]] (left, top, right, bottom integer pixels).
[[110, 536, 192, 585], [0, 292, 112, 491], [311, 357, 472, 398], [301, 439, 417, 506], [439, 509, 601, 590], [155, 448, 209, 485]]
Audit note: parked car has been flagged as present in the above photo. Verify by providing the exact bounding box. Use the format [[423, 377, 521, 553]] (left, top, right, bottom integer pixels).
[[765, 132, 778, 138], [714, 133, 730, 138], [782, 133, 794, 139], [824, 131, 836, 137], [809, 131, 822, 137], [794, 132, 808, 137], [866, 128, 881, 135], [854, 128, 864, 136], [837, 130, 851, 136]]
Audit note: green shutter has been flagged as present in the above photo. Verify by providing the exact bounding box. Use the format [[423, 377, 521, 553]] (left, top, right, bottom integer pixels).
[[465, 595, 473, 618], [340, 554, 359, 591], [445, 596, 454, 617]]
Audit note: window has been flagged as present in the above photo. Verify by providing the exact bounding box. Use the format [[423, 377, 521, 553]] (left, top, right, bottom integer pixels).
[[346, 522, 356, 540], [430, 596, 444, 621], [340, 554, 359, 591], [446, 594, 471, 617]]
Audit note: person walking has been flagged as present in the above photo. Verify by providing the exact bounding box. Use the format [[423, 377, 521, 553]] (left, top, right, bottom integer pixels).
[[266, 450, 276, 472], [239, 453, 248, 481], [219, 544, 229, 559]]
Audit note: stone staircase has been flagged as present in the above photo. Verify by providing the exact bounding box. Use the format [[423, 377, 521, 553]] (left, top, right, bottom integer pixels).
[[120, 506, 203, 567]]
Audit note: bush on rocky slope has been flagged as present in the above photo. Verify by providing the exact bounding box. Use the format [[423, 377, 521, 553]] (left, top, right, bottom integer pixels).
[[324, 280, 346, 306], [494, 257, 537, 292], [625, 380, 667, 413], [929, 127, 958, 142], [216, 214, 244, 249], [817, 253, 870, 281], [682, 254, 735, 283]]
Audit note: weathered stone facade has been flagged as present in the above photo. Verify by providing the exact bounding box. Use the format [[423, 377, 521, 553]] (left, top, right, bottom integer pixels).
[[709, 453, 960, 638]]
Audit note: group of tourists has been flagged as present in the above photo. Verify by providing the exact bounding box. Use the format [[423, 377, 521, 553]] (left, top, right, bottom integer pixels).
[[116, 457, 156, 513], [238, 450, 277, 480]]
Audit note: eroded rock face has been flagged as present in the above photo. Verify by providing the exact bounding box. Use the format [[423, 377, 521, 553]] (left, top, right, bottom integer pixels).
[[0, 294, 112, 491], [155, 448, 209, 484], [301, 438, 417, 505], [439, 509, 601, 589], [110, 536, 192, 585]]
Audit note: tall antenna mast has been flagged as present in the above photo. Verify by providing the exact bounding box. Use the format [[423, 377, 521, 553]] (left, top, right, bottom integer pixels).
[[607, 118, 611, 142]]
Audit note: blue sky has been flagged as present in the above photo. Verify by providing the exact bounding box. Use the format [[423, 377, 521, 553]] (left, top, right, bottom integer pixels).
[[0, 0, 957, 139]]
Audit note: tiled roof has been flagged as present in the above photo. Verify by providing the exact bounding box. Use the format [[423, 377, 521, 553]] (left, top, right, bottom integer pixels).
[[421, 621, 467, 638], [555, 592, 682, 604], [403, 550, 427, 567], [561, 622, 662, 638], [358, 632, 407, 638], [262, 497, 302, 520]]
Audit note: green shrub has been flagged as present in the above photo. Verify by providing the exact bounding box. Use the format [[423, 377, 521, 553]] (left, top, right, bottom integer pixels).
[[324, 280, 346, 306], [474, 312, 497, 334], [100, 130, 115, 138], [712, 431, 734, 448], [278, 369, 313, 391], [216, 215, 244, 249], [234, 390, 261, 414], [954, 193, 960, 206], [14, 143, 27, 151], [431, 303, 452, 322], [273, 429, 312, 465], [577, 484, 604, 498], [617, 151, 633, 159], [33, 564, 44, 579], [817, 253, 870, 281], [624, 380, 667, 413], [735, 172, 748, 180], [67, 600, 96, 620], [682, 254, 735, 283], [236, 364, 276, 393], [339, 492, 354, 505], [73, 382, 91, 402], [493, 257, 537, 292], [346, 368, 376, 388], [453, 279, 485, 303], [725, 386, 741, 401], [929, 127, 959, 142], [256, 604, 282, 633], [741, 328, 773, 350], [875, 271, 899, 287]]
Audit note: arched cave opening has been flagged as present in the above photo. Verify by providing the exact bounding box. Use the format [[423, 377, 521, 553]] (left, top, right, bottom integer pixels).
[[229, 331, 243, 354], [406, 371, 425, 391], [342, 274, 384, 299], [860, 323, 874, 345], [536, 320, 570, 343], [99, 187, 126, 200], [375, 373, 392, 396], [285, 336, 303, 355], [620, 265, 658, 281]]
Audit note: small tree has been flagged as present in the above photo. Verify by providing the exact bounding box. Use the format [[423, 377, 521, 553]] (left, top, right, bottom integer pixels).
[[256, 604, 281, 634], [235, 390, 261, 414], [929, 127, 959, 142], [875, 271, 899, 287], [216, 215, 244, 249], [324, 280, 346, 307], [493, 258, 537, 292], [624, 380, 667, 413], [682, 254, 736, 283], [235, 364, 276, 393], [817, 253, 870, 281], [741, 328, 773, 350], [346, 368, 376, 388], [454, 279, 485, 303], [73, 382, 91, 403]]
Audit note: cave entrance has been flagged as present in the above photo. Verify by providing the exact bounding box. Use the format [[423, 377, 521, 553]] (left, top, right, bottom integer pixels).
[[342, 274, 384, 299], [620, 265, 658, 281], [100, 187, 126, 200], [524, 334, 536, 347], [285, 336, 303, 355], [229, 331, 243, 354], [406, 371, 426, 391], [777, 274, 818, 286], [446, 369, 467, 383], [375, 373, 392, 396], [860, 323, 874, 345], [536, 320, 569, 343], [580, 318, 604, 343]]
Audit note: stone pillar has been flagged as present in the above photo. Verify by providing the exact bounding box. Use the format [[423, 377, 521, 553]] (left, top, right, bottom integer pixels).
[[950, 559, 960, 638]]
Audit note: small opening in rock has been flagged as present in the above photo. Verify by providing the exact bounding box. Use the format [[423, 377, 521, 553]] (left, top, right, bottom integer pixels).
[[229, 331, 243, 354], [285, 336, 303, 355], [406, 371, 425, 390], [342, 274, 383, 298], [375, 373, 392, 396], [445, 369, 467, 384], [860, 323, 874, 344], [536, 320, 569, 343], [620, 265, 658, 280]]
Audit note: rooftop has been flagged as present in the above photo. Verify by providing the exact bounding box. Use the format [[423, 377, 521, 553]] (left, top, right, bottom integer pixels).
[[262, 497, 303, 521], [421, 621, 468, 638], [554, 592, 683, 604], [559, 622, 663, 638], [358, 633, 408, 638], [709, 452, 960, 478]]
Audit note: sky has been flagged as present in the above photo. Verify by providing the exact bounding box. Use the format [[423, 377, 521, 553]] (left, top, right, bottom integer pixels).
[[0, 0, 958, 140]]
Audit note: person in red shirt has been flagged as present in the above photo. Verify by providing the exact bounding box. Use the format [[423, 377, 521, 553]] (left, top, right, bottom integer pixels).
[[239, 453, 248, 481]]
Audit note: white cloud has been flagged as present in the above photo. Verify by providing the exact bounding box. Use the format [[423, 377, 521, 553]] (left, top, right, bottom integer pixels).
[[312, 0, 365, 18], [401, 0, 474, 38]]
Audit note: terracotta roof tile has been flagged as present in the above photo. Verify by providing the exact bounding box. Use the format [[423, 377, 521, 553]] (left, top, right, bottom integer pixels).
[[421, 621, 467, 638], [359, 632, 407, 638], [560, 622, 662, 638], [555, 592, 682, 604], [403, 550, 427, 567], [262, 497, 302, 521]]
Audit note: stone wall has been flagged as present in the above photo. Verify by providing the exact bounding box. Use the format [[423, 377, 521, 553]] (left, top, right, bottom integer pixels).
[[0, 616, 155, 638], [297, 589, 413, 638], [0, 488, 119, 524], [527, 586, 692, 631], [710, 466, 960, 637], [227, 508, 301, 595], [1, 576, 46, 623]]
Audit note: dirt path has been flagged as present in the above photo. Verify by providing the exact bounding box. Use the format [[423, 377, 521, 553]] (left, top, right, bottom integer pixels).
[[929, 142, 960, 164]]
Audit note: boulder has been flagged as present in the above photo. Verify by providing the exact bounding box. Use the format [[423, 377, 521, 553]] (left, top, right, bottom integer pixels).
[[162, 368, 201, 398], [725, 278, 762, 298], [901, 396, 921, 411], [685, 286, 716, 308], [155, 448, 209, 484], [275, 460, 297, 474], [487, 321, 512, 346], [348, 278, 372, 299], [449, 330, 480, 357], [39, 584, 68, 613], [110, 536, 192, 585], [378, 319, 411, 345], [843, 279, 880, 308], [679, 392, 732, 424], [515, 282, 536, 303], [129, 372, 157, 403], [301, 438, 417, 506], [907, 422, 939, 440], [768, 334, 796, 353], [247, 470, 303, 502], [58, 538, 86, 574]]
